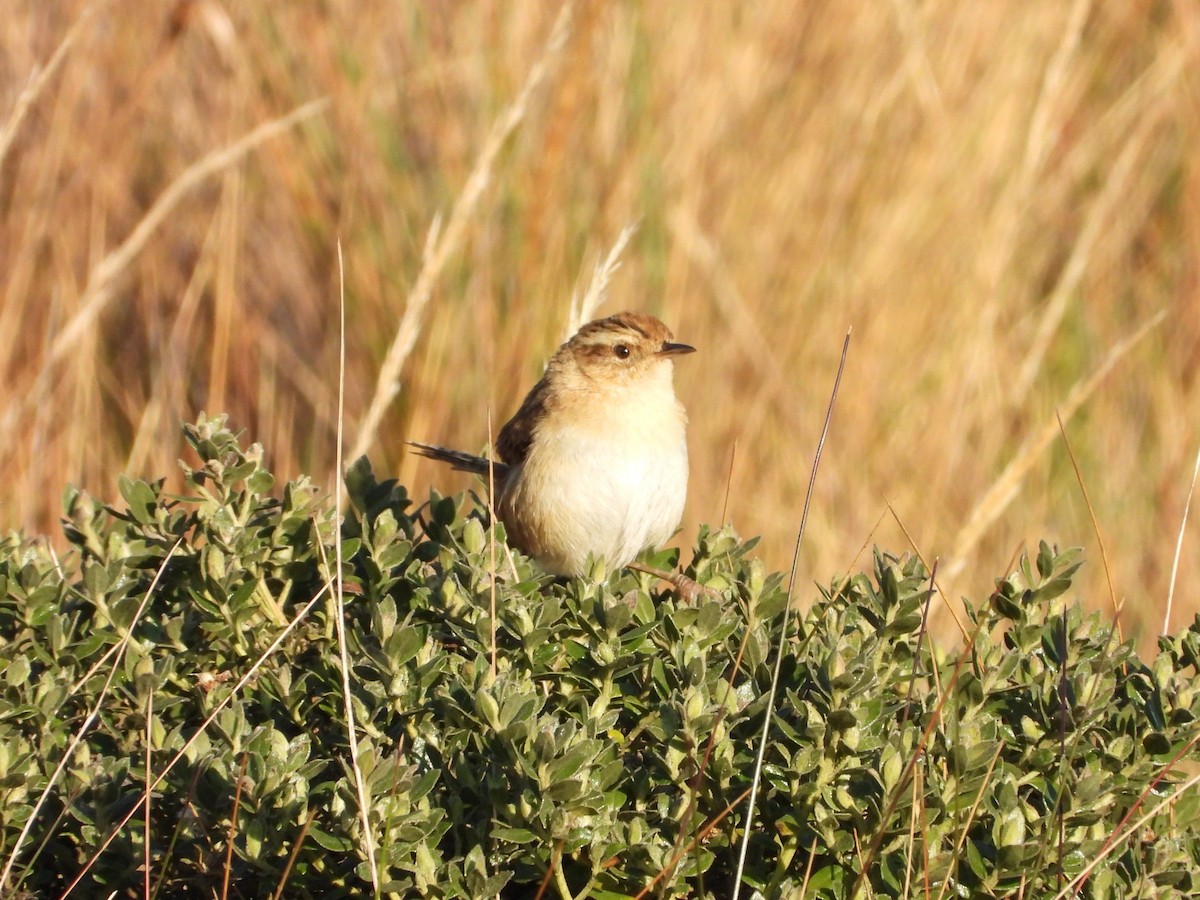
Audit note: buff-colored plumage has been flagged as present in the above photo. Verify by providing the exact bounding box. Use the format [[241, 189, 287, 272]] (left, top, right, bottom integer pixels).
[[410, 311, 694, 576]]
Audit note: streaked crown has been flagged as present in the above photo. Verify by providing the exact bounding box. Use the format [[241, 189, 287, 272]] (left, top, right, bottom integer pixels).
[[558, 311, 695, 375]]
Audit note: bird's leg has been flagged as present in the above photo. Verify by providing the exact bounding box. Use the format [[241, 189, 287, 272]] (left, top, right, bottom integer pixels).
[[628, 562, 720, 603]]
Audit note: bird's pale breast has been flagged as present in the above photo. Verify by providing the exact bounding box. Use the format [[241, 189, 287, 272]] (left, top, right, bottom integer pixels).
[[498, 380, 688, 576]]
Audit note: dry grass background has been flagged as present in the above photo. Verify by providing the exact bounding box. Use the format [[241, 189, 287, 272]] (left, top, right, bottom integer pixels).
[[2, 0, 1198, 649]]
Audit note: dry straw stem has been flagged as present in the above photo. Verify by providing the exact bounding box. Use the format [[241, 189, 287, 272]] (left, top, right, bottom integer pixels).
[[1055, 411, 1121, 634], [669, 207, 806, 438], [566, 220, 639, 336], [58, 578, 330, 898], [1009, 50, 1180, 406], [0, 2, 96, 167], [630, 786, 753, 900], [1054, 766, 1200, 900], [326, 240, 380, 890], [143, 687, 153, 900], [350, 2, 576, 463], [932, 741, 1006, 900], [732, 331, 850, 900], [271, 808, 317, 900], [220, 753, 249, 900], [0, 538, 183, 895], [1163, 443, 1200, 634], [0, 97, 329, 447], [886, 503, 969, 642], [942, 310, 1166, 593], [852, 619, 988, 899]]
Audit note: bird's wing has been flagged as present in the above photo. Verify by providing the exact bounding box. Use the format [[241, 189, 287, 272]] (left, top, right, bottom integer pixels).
[[496, 375, 552, 467]]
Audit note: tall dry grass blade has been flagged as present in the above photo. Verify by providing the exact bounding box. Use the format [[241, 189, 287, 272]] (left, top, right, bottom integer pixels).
[[1164, 442, 1200, 633], [487, 407, 498, 679], [888, 0, 945, 117], [350, 3, 575, 462], [798, 837, 819, 899], [144, 685, 153, 900], [1055, 411, 1121, 635], [0, 538, 183, 896], [328, 240, 379, 889], [1020, 0, 1092, 186], [566, 220, 639, 336], [270, 808, 316, 900], [632, 787, 753, 900], [0, 2, 97, 168], [0, 98, 329, 445], [219, 753, 249, 900], [943, 309, 1165, 587], [933, 741, 1006, 900], [1010, 53, 1176, 405], [720, 438, 738, 525], [731, 330, 850, 900], [1054, 766, 1200, 900], [669, 207, 806, 434], [59, 579, 329, 898], [852, 621, 988, 897], [887, 502, 969, 641]]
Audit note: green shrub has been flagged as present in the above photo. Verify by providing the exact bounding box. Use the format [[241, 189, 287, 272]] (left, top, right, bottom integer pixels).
[[0, 415, 1197, 897]]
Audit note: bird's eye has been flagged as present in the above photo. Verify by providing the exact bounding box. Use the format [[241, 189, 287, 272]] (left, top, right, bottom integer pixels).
[[613, 344, 631, 359]]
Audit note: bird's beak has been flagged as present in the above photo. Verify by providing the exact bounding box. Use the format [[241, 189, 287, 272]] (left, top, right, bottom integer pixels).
[[658, 341, 696, 357]]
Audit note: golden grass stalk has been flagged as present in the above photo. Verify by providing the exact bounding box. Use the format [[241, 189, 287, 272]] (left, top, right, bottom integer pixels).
[[350, 2, 576, 462], [58, 577, 330, 898], [1054, 763, 1200, 900], [0, 2, 95, 167], [1164, 443, 1200, 634], [0, 538, 183, 896], [327, 240, 379, 889], [732, 331, 850, 900], [0, 97, 329, 446], [566, 220, 638, 334], [1056, 411, 1121, 634], [943, 310, 1166, 595]]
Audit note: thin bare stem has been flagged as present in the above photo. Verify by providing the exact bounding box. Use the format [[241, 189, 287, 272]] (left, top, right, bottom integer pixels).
[[1164, 442, 1200, 633], [144, 685, 153, 900], [567, 221, 639, 335], [0, 538, 182, 896], [887, 502, 970, 641], [852, 623, 984, 898], [1055, 411, 1121, 637], [58, 582, 328, 899], [633, 787, 753, 900], [350, 3, 575, 461], [945, 310, 1165, 586], [731, 330, 850, 899], [219, 753, 249, 900], [270, 808, 316, 900], [328, 240, 379, 888], [721, 438, 738, 525], [0, 2, 97, 167], [531, 839, 562, 900], [934, 741, 1006, 900], [487, 408, 498, 679], [0, 98, 329, 446], [1054, 764, 1200, 900]]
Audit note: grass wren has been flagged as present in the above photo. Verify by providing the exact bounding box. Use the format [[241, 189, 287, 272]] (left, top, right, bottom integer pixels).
[[410, 311, 694, 577]]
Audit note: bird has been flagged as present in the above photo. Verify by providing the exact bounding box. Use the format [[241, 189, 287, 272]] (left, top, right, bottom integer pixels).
[[409, 311, 695, 578]]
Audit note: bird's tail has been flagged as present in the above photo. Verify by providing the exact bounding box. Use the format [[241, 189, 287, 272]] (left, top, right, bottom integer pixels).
[[407, 442, 510, 480]]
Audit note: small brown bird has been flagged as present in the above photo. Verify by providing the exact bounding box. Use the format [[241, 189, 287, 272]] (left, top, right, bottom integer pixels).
[[410, 311, 694, 577]]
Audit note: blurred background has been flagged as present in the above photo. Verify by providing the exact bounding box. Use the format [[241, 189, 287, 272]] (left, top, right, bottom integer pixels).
[[2, 0, 1197, 648]]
